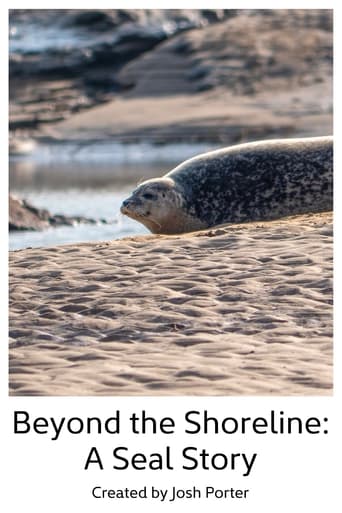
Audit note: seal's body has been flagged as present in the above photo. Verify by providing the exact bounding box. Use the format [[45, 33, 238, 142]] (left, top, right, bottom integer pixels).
[[121, 136, 333, 234]]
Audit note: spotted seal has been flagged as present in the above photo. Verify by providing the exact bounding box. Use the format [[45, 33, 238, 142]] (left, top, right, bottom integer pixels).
[[120, 136, 333, 234]]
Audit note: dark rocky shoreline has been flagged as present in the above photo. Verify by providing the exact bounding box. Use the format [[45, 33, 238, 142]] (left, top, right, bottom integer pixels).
[[9, 9, 332, 143], [9, 9, 234, 136], [9, 194, 108, 231]]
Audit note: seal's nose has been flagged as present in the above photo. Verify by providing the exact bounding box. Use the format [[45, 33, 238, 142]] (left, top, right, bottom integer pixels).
[[120, 198, 133, 214], [121, 199, 130, 208]]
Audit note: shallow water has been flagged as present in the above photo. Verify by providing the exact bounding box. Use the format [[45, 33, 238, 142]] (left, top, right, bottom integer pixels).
[[9, 142, 214, 250], [9, 187, 148, 251], [9, 160, 155, 251]]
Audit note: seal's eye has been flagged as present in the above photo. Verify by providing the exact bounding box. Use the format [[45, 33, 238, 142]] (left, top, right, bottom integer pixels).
[[143, 193, 155, 200]]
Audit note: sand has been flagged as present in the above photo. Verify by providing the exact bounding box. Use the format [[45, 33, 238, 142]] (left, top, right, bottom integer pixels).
[[9, 212, 333, 396], [12, 10, 331, 147], [46, 86, 332, 145], [41, 11, 332, 145]]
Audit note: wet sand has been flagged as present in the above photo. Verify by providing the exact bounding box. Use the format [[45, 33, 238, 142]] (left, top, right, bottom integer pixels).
[[9, 212, 333, 396]]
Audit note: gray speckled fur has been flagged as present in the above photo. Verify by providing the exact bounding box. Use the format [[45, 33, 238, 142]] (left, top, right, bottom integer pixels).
[[166, 136, 333, 227]]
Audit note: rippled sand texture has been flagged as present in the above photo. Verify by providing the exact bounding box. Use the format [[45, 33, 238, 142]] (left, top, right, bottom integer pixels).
[[9, 212, 333, 396]]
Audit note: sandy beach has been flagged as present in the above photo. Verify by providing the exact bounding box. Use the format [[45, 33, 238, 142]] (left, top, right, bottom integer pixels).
[[9, 211, 333, 396], [9, 10, 333, 397]]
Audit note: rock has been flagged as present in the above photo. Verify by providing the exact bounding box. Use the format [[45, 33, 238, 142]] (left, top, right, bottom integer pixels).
[[186, 65, 209, 81], [9, 9, 332, 141], [9, 9, 235, 136], [200, 9, 236, 22], [65, 10, 120, 30], [118, 9, 332, 97], [63, 9, 138, 30], [9, 195, 108, 231], [9, 195, 50, 231]]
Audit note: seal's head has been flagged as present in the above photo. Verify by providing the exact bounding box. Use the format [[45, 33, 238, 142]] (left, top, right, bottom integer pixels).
[[120, 177, 189, 234]]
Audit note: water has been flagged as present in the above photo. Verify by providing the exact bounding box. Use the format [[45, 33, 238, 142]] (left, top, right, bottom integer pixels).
[[9, 10, 203, 56], [8, 11, 218, 251], [9, 158, 156, 251], [9, 21, 94, 54], [9, 187, 147, 251], [9, 142, 215, 251]]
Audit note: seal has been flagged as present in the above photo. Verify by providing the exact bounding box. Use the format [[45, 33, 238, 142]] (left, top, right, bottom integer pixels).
[[120, 136, 333, 234]]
